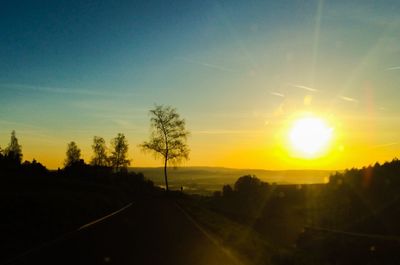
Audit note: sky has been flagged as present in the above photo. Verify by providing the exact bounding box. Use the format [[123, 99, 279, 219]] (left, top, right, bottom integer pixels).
[[1, 0, 400, 170]]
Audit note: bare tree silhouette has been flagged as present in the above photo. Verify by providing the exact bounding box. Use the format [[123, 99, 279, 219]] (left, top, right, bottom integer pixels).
[[141, 105, 189, 192]]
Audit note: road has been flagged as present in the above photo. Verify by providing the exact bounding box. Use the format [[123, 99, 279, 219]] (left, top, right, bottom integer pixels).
[[8, 198, 243, 265]]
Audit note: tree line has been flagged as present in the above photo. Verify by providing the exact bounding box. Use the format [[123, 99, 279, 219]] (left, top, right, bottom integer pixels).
[[0, 105, 190, 191], [64, 133, 131, 173]]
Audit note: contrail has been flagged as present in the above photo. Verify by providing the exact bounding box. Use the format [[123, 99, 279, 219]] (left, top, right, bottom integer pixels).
[[289, 84, 318, 92], [193, 130, 263, 135], [385, 66, 400, 71], [1, 83, 111, 96], [340, 96, 359, 103], [270, 91, 285, 97], [0, 119, 43, 129], [179, 57, 237, 73]]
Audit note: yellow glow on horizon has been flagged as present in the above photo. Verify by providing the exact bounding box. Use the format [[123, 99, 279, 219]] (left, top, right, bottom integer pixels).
[[8, 109, 400, 171]]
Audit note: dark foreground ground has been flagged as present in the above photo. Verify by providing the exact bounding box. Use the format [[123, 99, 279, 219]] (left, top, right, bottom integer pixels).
[[6, 198, 243, 265]]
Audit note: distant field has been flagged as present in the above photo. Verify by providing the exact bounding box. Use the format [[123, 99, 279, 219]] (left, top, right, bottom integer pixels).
[[130, 167, 335, 195]]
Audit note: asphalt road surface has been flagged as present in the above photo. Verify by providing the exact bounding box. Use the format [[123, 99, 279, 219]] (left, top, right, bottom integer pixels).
[[8, 198, 243, 265]]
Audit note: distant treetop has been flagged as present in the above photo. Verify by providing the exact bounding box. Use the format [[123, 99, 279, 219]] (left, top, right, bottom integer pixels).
[[5, 130, 23, 164]]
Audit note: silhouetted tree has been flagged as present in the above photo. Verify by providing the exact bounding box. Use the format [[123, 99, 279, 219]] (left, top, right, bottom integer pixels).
[[90, 136, 108, 166], [141, 105, 189, 192], [5, 130, 22, 164], [233, 175, 270, 215], [234, 175, 264, 194], [64, 141, 81, 167], [222, 184, 234, 197], [109, 133, 130, 173]]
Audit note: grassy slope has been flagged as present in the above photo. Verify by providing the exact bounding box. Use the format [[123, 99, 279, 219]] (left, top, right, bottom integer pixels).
[[177, 196, 278, 265], [176, 184, 326, 265]]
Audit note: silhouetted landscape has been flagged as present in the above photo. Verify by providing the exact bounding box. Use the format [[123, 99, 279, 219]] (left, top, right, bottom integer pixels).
[[0, 133, 157, 263], [2, 1, 400, 264], [1, 130, 400, 264], [182, 161, 400, 265]]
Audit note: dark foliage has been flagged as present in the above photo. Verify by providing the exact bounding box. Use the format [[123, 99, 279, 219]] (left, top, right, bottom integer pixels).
[[203, 159, 400, 265], [0, 133, 158, 263], [209, 175, 274, 222], [274, 159, 400, 265], [21, 159, 48, 178], [319, 158, 400, 233]]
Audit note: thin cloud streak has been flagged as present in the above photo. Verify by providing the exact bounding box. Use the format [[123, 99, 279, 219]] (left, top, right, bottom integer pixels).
[[1, 83, 113, 97], [178, 57, 237, 73], [0, 119, 44, 130], [70, 100, 148, 114], [289, 84, 318, 92], [193, 129, 264, 135], [385, 66, 400, 71], [0, 120, 60, 144], [270, 91, 285, 97], [340, 96, 359, 103]]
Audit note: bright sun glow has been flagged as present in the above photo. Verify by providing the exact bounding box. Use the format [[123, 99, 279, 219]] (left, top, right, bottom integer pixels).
[[289, 117, 333, 158]]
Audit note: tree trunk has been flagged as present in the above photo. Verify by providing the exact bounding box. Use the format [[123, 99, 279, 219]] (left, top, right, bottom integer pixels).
[[164, 157, 169, 192]]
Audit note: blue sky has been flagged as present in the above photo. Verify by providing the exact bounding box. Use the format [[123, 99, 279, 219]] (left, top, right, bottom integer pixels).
[[1, 0, 400, 169]]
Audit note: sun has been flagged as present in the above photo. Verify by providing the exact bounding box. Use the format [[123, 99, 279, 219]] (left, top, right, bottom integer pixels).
[[288, 116, 333, 158]]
